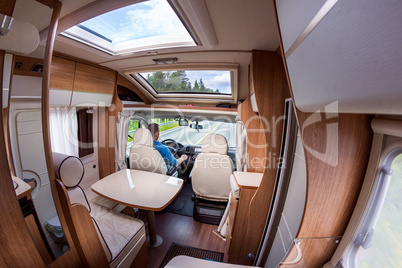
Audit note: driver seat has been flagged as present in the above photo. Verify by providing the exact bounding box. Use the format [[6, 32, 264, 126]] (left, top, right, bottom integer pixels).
[[129, 128, 168, 174]]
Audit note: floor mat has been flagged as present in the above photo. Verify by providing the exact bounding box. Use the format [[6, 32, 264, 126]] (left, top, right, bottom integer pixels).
[[159, 242, 224, 268], [166, 181, 194, 217]]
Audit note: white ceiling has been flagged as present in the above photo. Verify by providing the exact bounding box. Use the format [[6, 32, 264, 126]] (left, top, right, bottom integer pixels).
[[12, 0, 280, 105]]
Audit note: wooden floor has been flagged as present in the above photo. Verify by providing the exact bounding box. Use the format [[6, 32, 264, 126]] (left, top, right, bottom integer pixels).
[[139, 211, 227, 268]]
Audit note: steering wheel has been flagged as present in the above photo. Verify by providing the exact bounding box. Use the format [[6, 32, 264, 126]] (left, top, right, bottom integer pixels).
[[161, 139, 179, 155], [161, 139, 190, 174]]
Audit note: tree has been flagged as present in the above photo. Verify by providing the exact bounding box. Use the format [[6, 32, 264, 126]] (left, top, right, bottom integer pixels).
[[199, 78, 206, 92], [147, 71, 167, 91], [193, 80, 200, 92]]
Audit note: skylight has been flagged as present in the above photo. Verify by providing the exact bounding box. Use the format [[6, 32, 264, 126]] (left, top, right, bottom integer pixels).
[[61, 0, 196, 55], [137, 70, 232, 95]]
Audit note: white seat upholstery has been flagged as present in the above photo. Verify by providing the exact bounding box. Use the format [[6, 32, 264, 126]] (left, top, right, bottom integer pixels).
[[53, 152, 146, 268], [191, 134, 234, 202], [165, 256, 258, 268], [129, 128, 167, 174]]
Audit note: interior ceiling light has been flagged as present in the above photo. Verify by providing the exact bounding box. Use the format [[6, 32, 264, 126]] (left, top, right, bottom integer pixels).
[[153, 57, 178, 65]]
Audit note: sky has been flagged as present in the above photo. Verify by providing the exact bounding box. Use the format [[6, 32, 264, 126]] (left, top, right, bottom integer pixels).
[[79, 0, 191, 44]]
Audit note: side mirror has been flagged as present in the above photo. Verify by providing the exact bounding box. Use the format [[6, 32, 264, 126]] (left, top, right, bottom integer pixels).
[[190, 123, 203, 129]]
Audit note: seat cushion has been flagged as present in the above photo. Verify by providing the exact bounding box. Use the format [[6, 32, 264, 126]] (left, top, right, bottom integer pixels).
[[165, 256, 257, 268], [53, 152, 84, 188], [91, 203, 146, 265]]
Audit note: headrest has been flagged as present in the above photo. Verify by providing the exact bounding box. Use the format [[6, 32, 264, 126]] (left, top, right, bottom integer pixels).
[[52, 152, 84, 188], [201, 134, 228, 155], [132, 128, 154, 147]]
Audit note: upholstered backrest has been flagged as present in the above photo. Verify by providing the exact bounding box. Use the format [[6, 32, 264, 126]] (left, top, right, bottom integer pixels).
[[53, 152, 90, 211], [192, 134, 234, 202], [201, 133, 229, 154], [129, 128, 167, 174]]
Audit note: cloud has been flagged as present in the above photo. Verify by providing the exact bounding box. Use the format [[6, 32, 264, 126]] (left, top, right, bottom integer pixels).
[[80, 0, 189, 44], [187, 71, 232, 93]]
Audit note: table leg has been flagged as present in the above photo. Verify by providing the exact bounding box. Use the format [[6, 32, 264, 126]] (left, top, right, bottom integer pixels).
[[146, 210, 163, 248]]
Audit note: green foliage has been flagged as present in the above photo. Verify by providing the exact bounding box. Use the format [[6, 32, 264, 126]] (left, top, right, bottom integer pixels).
[[144, 71, 220, 93]]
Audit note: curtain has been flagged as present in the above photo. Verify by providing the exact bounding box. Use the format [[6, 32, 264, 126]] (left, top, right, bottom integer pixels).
[[49, 107, 79, 156], [115, 110, 134, 171], [77, 109, 94, 157], [235, 116, 247, 172]]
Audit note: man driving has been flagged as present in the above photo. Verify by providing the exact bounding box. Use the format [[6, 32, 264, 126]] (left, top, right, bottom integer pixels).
[[147, 123, 188, 173]]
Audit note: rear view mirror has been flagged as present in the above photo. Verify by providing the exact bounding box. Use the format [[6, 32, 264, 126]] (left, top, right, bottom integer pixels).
[[190, 123, 203, 129]]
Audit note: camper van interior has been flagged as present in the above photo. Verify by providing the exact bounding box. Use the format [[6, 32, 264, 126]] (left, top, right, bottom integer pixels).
[[1, 0, 401, 267]]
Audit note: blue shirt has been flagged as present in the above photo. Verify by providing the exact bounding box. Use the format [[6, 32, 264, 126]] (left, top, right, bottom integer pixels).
[[153, 141, 178, 168]]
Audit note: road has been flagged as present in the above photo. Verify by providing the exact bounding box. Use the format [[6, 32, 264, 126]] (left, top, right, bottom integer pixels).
[[127, 121, 236, 154], [159, 121, 236, 148]]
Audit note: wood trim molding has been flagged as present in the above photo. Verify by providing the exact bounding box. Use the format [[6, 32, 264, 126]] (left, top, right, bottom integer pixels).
[[0, 50, 46, 267], [41, 2, 83, 267]]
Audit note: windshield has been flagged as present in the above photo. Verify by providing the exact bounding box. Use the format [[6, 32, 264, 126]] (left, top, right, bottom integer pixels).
[[127, 118, 236, 152], [158, 119, 235, 148]]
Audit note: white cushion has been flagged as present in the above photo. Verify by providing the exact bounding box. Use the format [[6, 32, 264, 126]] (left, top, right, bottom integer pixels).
[[53, 152, 84, 188], [132, 128, 153, 147], [165, 256, 257, 268], [192, 153, 233, 201], [201, 134, 228, 155], [90, 203, 146, 266]]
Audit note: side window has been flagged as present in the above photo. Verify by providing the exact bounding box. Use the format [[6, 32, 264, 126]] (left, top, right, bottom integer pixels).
[[351, 151, 402, 267]]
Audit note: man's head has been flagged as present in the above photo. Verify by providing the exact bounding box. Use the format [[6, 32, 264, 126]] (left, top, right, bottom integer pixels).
[[148, 123, 160, 141]]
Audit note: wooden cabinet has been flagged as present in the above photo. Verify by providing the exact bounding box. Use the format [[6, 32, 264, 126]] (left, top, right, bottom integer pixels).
[[74, 62, 115, 94], [227, 172, 262, 264], [49, 56, 75, 91], [49, 56, 116, 106]]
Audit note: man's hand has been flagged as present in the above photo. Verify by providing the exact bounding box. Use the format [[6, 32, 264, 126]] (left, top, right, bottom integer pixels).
[[176, 154, 188, 166]]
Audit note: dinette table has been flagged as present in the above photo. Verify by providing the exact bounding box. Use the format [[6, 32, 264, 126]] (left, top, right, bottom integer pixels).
[[91, 169, 183, 247]]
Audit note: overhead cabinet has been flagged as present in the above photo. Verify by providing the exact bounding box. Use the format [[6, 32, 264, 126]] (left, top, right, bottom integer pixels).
[[49, 56, 116, 107]]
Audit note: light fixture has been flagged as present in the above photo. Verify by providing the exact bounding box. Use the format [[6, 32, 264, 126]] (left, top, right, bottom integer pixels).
[[152, 57, 178, 65]]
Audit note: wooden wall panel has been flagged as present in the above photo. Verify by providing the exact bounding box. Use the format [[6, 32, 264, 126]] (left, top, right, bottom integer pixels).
[[273, 2, 374, 265], [296, 112, 372, 238], [49, 56, 75, 90], [98, 79, 123, 179], [277, 112, 372, 267], [229, 50, 289, 264], [238, 96, 266, 173], [74, 63, 115, 94]]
